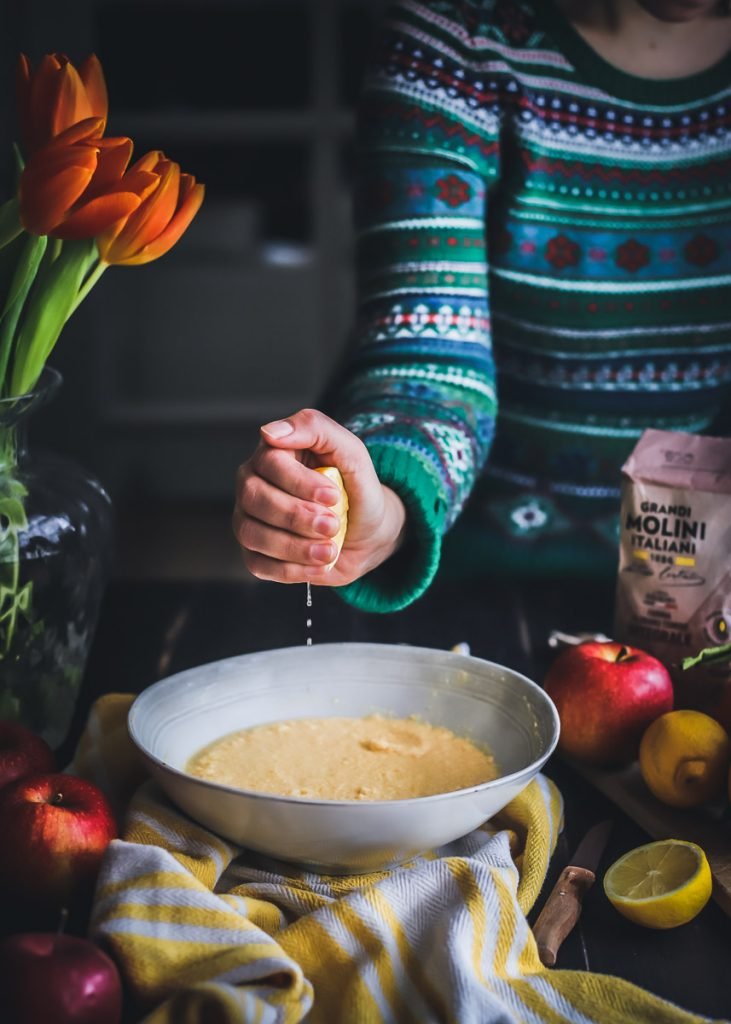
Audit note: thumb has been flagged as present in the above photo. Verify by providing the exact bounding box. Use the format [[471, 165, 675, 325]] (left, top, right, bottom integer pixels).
[[260, 409, 365, 471], [259, 409, 379, 516], [259, 417, 298, 447]]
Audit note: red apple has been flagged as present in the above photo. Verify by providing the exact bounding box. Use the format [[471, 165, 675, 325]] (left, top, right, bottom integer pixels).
[[0, 719, 55, 791], [0, 930, 122, 1024], [0, 772, 117, 911], [543, 641, 674, 766]]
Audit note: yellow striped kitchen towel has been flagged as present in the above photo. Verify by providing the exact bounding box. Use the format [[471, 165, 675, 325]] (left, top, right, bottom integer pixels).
[[72, 694, 723, 1024]]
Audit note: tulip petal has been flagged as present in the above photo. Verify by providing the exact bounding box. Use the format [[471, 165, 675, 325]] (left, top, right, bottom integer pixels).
[[24, 142, 99, 178], [28, 55, 67, 154], [129, 150, 165, 175], [117, 169, 160, 201], [20, 164, 96, 235], [19, 54, 108, 156], [55, 192, 143, 241], [84, 137, 134, 197], [51, 62, 89, 140], [79, 54, 108, 123], [95, 171, 161, 251], [21, 143, 99, 201], [115, 182, 205, 265], [45, 117, 105, 150], [20, 143, 99, 233], [112, 160, 180, 257]]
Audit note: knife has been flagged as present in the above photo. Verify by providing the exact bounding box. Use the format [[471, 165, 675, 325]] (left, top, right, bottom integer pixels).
[[531, 819, 613, 967]]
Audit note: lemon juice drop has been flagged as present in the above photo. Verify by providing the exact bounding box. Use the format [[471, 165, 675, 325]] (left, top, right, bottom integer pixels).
[[306, 582, 312, 646]]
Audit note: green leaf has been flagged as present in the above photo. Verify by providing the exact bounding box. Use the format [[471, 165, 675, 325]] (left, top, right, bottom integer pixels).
[[0, 199, 22, 251], [10, 238, 96, 395], [0, 233, 25, 302], [0, 496, 28, 531], [0, 233, 47, 393], [16, 580, 32, 613], [681, 641, 731, 671], [0, 233, 47, 317]]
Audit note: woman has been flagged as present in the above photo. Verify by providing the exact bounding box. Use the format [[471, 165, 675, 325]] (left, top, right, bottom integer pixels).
[[232, 0, 731, 612]]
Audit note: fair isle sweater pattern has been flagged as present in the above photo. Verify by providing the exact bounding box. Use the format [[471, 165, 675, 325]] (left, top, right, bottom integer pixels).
[[333, 0, 731, 609]]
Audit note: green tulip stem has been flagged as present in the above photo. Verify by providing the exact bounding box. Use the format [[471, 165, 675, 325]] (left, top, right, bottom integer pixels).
[[0, 198, 22, 251], [10, 239, 97, 396], [71, 260, 107, 315], [0, 427, 31, 659]]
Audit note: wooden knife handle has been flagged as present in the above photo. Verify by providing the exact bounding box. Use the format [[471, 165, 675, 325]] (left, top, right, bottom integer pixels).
[[532, 865, 596, 967]]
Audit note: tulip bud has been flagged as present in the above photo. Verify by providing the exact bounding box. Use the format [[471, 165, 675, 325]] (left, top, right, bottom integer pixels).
[[16, 53, 108, 157], [98, 153, 205, 266]]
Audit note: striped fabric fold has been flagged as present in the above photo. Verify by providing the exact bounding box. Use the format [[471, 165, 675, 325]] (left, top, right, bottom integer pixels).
[[70, 694, 721, 1024]]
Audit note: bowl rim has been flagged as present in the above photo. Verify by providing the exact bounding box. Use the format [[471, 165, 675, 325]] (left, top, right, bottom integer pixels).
[[128, 641, 560, 809]]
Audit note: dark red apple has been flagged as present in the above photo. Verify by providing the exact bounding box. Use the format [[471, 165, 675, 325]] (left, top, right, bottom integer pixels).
[[543, 641, 674, 766], [0, 720, 55, 791], [0, 772, 117, 910], [0, 930, 122, 1024]]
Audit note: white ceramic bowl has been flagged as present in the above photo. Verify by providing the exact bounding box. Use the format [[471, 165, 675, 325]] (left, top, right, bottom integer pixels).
[[128, 642, 559, 874]]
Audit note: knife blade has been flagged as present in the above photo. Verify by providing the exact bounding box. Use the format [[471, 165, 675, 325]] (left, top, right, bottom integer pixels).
[[531, 819, 613, 967]]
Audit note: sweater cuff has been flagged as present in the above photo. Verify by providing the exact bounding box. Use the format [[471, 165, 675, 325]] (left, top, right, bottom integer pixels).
[[335, 443, 448, 613]]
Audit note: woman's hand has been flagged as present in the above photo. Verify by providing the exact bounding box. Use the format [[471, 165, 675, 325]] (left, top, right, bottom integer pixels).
[[233, 409, 407, 586]]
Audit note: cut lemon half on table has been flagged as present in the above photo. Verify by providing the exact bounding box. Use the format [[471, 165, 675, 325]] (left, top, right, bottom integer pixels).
[[603, 839, 712, 929], [315, 466, 349, 565]]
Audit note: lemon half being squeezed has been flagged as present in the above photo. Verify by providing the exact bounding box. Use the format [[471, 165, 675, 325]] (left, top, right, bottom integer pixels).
[[315, 466, 349, 567], [603, 839, 712, 929]]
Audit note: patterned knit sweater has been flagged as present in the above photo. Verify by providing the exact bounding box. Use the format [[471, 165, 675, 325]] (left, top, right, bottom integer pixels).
[[331, 0, 731, 613]]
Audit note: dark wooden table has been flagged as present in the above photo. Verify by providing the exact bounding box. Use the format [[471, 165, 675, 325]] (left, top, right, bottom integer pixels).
[[59, 571, 731, 1022]]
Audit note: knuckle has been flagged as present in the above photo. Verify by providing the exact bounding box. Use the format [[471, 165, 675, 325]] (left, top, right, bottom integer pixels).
[[285, 502, 306, 534], [238, 517, 259, 550], [283, 534, 305, 563], [240, 475, 262, 511], [280, 561, 304, 584], [267, 447, 292, 475], [296, 407, 322, 432], [352, 435, 369, 462], [250, 445, 272, 476]]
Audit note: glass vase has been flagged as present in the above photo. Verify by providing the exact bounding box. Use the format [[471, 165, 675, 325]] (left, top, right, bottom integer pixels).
[[0, 367, 113, 750]]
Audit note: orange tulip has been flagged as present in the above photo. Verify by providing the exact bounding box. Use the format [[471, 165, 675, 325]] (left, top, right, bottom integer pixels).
[[97, 152, 204, 266], [16, 53, 108, 156], [19, 119, 158, 240]]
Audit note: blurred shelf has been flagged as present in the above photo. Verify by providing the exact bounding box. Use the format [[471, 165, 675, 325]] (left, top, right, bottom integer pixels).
[[111, 110, 356, 142]]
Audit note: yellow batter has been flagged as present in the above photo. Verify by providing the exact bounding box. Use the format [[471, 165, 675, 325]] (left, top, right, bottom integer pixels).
[[186, 714, 498, 801]]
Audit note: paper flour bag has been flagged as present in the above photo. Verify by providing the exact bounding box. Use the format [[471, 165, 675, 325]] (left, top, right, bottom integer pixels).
[[614, 428, 731, 714]]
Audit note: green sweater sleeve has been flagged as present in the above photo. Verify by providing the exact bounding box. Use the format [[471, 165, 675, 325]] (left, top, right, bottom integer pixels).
[[336, 444, 448, 613], [330, 1, 500, 613]]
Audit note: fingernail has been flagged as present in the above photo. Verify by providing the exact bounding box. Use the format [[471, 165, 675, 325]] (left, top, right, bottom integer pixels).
[[261, 419, 293, 439], [313, 514, 338, 537], [315, 487, 339, 505], [311, 542, 335, 563]]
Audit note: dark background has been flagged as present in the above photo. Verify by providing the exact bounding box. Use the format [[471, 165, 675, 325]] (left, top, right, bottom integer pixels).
[[2, 0, 388, 579]]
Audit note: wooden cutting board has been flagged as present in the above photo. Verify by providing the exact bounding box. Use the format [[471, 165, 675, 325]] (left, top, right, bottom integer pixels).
[[567, 758, 731, 918]]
